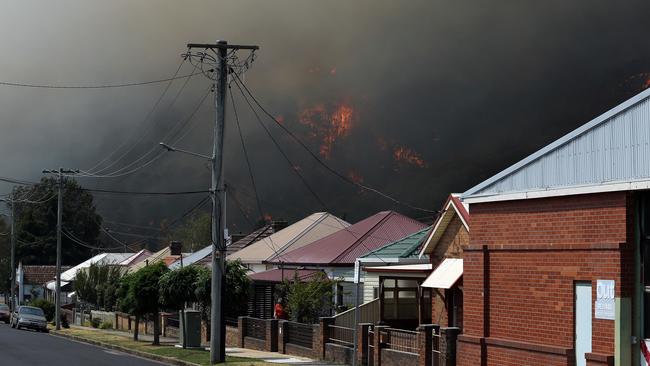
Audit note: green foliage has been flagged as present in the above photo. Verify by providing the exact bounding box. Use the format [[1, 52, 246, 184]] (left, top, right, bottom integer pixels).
[[74, 263, 123, 310], [30, 299, 55, 322], [283, 271, 335, 324], [224, 260, 251, 319], [116, 272, 137, 315], [159, 266, 199, 310], [99, 321, 112, 329], [194, 266, 211, 325], [165, 212, 211, 252], [13, 177, 102, 265], [131, 262, 169, 317], [90, 317, 101, 328]]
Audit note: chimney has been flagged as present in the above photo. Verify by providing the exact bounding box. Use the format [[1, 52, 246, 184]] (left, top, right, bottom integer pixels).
[[231, 232, 246, 244], [272, 220, 288, 232], [170, 241, 183, 256]]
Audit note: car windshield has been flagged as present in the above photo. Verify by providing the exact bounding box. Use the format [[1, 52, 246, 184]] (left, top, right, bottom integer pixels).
[[19, 307, 44, 316], [0, 305, 8, 311]]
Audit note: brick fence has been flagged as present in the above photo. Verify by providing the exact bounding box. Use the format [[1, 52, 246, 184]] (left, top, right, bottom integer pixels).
[[236, 316, 459, 365]]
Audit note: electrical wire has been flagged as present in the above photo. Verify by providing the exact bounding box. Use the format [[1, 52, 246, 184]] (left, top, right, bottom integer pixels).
[[229, 86, 264, 221], [77, 85, 212, 179], [231, 78, 328, 210], [231, 73, 437, 214], [85, 58, 190, 174], [0, 70, 202, 89]]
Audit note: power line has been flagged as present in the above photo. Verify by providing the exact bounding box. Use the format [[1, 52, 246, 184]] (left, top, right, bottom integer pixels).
[[231, 78, 328, 210], [229, 86, 264, 221], [77, 85, 212, 179], [0, 70, 202, 89], [85, 188, 210, 196], [85, 58, 190, 174], [231, 73, 437, 214]]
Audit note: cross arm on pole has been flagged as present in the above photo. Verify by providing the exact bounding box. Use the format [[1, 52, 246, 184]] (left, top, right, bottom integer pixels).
[[187, 43, 259, 51]]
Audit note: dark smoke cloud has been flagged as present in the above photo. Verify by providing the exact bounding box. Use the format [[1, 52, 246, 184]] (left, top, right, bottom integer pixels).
[[1, 1, 650, 238]]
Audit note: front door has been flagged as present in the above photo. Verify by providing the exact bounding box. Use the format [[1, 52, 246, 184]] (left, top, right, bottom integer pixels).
[[575, 282, 592, 366]]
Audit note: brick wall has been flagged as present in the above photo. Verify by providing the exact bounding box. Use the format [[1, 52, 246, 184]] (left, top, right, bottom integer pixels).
[[459, 192, 634, 366]]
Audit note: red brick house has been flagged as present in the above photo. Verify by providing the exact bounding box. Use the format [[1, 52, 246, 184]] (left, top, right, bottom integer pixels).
[[419, 193, 469, 330], [458, 88, 650, 365]]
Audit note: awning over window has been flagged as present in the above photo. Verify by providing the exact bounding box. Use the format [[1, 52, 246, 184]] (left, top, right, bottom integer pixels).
[[421, 258, 463, 289]]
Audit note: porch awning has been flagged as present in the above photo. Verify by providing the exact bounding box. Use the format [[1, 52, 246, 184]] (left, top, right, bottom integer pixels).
[[248, 268, 322, 283], [421, 258, 462, 289]]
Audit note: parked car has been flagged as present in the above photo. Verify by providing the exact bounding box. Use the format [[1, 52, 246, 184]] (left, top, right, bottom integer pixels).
[[11, 306, 48, 332], [0, 304, 9, 324]]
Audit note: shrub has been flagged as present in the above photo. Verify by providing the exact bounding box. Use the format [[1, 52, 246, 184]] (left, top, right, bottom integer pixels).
[[30, 299, 55, 322], [90, 317, 101, 328], [60, 314, 69, 328], [99, 321, 112, 329]]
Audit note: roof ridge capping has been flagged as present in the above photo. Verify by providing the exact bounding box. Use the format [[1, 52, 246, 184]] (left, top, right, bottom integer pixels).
[[462, 86, 650, 200]]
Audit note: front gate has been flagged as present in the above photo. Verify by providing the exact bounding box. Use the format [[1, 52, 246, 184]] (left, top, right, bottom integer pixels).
[[367, 326, 374, 365]]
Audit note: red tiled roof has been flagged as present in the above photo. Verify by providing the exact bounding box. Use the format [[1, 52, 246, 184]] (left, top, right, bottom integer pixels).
[[22, 265, 71, 285], [269, 211, 427, 266], [248, 268, 322, 283]]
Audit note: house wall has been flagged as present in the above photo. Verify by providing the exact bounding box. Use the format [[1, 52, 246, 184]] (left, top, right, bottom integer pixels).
[[458, 192, 634, 366], [430, 214, 469, 328]]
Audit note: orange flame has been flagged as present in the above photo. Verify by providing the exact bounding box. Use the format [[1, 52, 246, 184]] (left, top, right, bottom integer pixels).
[[393, 146, 427, 168], [299, 102, 353, 158]]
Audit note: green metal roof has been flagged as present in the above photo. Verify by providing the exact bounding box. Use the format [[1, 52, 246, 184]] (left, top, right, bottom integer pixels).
[[360, 227, 430, 260]]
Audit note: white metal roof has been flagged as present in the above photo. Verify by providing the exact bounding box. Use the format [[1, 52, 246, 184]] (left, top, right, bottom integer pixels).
[[421, 258, 463, 289], [463, 86, 650, 203], [227, 212, 350, 265], [60, 252, 133, 282]]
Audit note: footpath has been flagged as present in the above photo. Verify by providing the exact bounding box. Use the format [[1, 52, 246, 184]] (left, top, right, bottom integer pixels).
[[52, 325, 334, 366]]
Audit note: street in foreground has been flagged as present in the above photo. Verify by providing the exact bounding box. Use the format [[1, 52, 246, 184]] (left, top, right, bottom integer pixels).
[[0, 323, 165, 366]]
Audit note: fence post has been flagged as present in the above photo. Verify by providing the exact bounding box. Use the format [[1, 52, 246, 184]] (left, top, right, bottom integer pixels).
[[417, 324, 434, 366], [266, 318, 278, 352], [357, 323, 372, 366], [318, 317, 334, 360], [439, 327, 460, 366], [373, 325, 388, 366], [238, 316, 247, 348], [278, 320, 288, 354]]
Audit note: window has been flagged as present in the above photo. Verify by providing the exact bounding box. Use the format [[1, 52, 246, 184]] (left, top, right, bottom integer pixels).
[[381, 277, 420, 320]]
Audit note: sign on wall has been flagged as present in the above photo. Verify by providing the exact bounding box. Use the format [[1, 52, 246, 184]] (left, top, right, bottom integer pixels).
[[595, 280, 615, 320]]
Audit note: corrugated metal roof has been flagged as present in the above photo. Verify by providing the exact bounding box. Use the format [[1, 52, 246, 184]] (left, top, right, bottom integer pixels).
[[360, 227, 430, 261], [463, 86, 650, 200], [272, 211, 427, 266], [61, 253, 133, 282], [227, 212, 350, 265]]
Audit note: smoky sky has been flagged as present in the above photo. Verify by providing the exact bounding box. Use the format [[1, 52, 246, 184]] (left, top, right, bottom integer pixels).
[[1, 0, 650, 239]]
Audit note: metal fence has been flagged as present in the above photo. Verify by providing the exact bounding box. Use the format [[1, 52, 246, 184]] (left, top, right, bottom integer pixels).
[[285, 321, 314, 349], [246, 317, 266, 340], [381, 327, 419, 354], [327, 324, 355, 348]]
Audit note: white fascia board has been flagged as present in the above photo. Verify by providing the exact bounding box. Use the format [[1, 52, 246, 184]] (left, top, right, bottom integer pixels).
[[463, 179, 650, 204]]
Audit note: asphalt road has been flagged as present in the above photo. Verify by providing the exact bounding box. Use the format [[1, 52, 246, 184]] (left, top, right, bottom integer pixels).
[[0, 322, 167, 366]]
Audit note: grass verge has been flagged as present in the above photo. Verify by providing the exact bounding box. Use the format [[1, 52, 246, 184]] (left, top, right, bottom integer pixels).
[[52, 327, 277, 365]]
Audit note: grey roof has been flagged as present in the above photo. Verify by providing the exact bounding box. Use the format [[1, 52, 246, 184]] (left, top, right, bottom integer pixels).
[[463, 87, 650, 199]]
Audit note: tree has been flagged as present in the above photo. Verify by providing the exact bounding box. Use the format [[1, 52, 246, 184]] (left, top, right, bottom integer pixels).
[[116, 272, 139, 341], [164, 212, 211, 252], [159, 266, 200, 348], [74, 263, 123, 310], [131, 262, 169, 345], [12, 178, 102, 265], [193, 260, 250, 341], [283, 271, 335, 324]]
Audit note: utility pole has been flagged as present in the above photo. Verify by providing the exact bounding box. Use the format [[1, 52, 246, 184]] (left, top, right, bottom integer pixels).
[[9, 189, 16, 312], [183, 40, 258, 364], [43, 168, 79, 330]]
